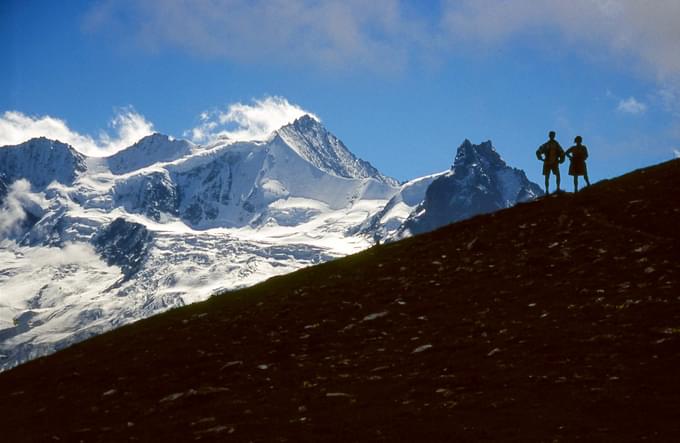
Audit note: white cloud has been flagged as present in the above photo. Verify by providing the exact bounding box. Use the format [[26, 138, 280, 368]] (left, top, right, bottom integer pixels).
[[187, 96, 319, 144], [617, 97, 647, 114], [1, 98, 314, 153], [440, 0, 680, 81], [27, 243, 106, 268], [674, 149, 680, 159], [0, 111, 95, 153], [83, 0, 680, 83], [655, 86, 680, 114], [0, 108, 154, 156], [98, 110, 156, 153], [0, 240, 113, 276], [83, 0, 422, 73], [0, 179, 46, 238]]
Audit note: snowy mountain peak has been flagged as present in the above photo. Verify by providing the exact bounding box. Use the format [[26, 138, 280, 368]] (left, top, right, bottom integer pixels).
[[276, 117, 398, 186], [290, 113, 322, 128], [0, 137, 86, 188], [10, 136, 83, 160], [107, 133, 194, 174], [137, 132, 175, 145]]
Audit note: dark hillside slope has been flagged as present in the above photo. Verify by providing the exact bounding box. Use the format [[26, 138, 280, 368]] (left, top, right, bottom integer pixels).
[[1, 160, 679, 442]]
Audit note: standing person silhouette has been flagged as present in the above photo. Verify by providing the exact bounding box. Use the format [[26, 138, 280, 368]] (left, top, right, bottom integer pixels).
[[536, 131, 565, 194], [566, 135, 590, 192]]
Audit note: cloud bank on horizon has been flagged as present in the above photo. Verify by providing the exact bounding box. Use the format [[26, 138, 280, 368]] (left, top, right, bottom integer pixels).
[[83, 0, 680, 84], [0, 97, 318, 154]]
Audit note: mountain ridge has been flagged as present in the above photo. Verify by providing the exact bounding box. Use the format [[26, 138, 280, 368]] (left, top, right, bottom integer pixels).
[[106, 133, 195, 174]]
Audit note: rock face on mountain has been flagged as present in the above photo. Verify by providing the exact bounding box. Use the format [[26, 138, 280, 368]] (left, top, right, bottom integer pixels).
[[93, 218, 153, 279], [0, 174, 8, 206], [113, 170, 179, 222], [0, 117, 540, 372], [402, 139, 543, 236]]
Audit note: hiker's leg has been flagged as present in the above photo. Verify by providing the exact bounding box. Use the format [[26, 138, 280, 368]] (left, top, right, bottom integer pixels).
[[545, 175, 549, 193], [556, 171, 561, 192], [584, 173, 590, 187], [573, 176, 578, 192]]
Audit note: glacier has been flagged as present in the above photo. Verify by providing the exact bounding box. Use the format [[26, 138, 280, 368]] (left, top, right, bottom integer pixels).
[[0, 116, 540, 371]]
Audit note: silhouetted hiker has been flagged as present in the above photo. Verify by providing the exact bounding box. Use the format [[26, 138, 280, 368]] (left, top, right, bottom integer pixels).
[[536, 131, 565, 193], [566, 135, 590, 192]]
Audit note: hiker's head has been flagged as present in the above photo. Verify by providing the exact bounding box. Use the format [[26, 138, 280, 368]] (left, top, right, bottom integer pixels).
[[575, 135, 582, 144], [549, 131, 556, 140]]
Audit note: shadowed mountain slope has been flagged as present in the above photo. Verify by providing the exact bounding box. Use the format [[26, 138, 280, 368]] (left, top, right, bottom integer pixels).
[[1, 159, 679, 442]]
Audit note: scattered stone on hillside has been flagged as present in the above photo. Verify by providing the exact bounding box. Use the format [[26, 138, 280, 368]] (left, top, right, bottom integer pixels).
[[412, 344, 433, 353], [2, 159, 680, 442]]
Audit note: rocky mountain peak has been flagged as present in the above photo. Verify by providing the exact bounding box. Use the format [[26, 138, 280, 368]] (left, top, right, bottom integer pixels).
[[401, 139, 542, 236], [290, 113, 321, 130], [275, 116, 398, 186], [453, 139, 505, 172]]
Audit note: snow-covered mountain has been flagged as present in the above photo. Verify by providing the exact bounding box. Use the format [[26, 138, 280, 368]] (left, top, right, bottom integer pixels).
[[0, 137, 86, 189], [401, 139, 543, 236], [0, 117, 541, 371]]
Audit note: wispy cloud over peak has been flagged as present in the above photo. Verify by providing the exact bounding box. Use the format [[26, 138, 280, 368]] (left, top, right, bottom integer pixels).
[[0, 108, 154, 156], [1, 98, 315, 153], [187, 96, 319, 144]]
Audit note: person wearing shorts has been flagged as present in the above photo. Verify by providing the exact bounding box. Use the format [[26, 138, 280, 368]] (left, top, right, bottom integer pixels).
[[536, 131, 565, 193]]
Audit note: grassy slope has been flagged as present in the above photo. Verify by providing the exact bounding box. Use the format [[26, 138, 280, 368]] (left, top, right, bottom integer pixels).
[[1, 160, 679, 442]]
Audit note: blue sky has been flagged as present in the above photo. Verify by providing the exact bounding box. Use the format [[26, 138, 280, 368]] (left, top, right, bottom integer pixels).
[[2, 0, 679, 185]]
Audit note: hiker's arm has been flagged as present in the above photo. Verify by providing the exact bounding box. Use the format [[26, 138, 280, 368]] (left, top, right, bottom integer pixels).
[[536, 146, 543, 160]]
